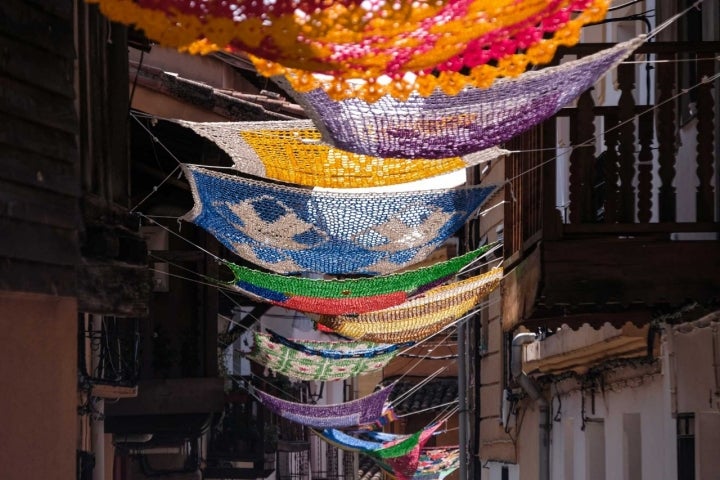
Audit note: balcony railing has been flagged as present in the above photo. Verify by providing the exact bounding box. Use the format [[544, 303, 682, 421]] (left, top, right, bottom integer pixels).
[[78, 316, 140, 390], [504, 41, 720, 261]]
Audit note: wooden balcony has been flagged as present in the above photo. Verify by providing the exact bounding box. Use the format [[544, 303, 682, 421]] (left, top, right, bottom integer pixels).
[[501, 41, 720, 332]]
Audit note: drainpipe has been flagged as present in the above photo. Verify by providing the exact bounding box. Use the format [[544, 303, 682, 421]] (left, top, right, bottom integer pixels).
[[91, 314, 105, 480], [458, 320, 468, 480], [511, 333, 549, 480]]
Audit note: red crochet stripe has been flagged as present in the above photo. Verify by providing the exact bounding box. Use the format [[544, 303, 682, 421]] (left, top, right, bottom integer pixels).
[[276, 291, 407, 315]]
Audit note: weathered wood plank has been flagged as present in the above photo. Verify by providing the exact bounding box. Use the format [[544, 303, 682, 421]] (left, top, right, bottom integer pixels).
[[563, 222, 720, 235], [0, 0, 75, 58], [105, 378, 226, 415], [0, 217, 79, 266], [541, 238, 720, 307], [0, 76, 78, 134], [501, 246, 541, 332], [0, 258, 76, 296], [0, 35, 74, 98], [0, 145, 80, 196], [77, 262, 151, 317], [21, 0, 74, 21], [0, 114, 78, 164], [0, 179, 78, 230]]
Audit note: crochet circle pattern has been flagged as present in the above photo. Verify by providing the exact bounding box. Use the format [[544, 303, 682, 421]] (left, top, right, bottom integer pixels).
[[87, 0, 610, 101]]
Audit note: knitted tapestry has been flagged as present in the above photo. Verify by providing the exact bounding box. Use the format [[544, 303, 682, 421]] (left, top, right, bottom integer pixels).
[[318, 268, 503, 343], [176, 119, 507, 185], [412, 448, 460, 480], [314, 428, 399, 454], [373, 447, 460, 480], [253, 384, 393, 428], [225, 244, 496, 315], [183, 165, 498, 275], [266, 330, 413, 359], [286, 36, 645, 159], [87, 0, 609, 101], [375, 423, 443, 480], [247, 331, 401, 381], [314, 423, 439, 459]]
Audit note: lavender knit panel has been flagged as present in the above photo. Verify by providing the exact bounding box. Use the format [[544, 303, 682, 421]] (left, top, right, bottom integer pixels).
[[296, 37, 644, 159]]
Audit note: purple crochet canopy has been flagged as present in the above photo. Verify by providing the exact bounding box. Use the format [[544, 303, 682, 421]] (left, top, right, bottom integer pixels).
[[283, 36, 645, 159], [253, 384, 394, 429]]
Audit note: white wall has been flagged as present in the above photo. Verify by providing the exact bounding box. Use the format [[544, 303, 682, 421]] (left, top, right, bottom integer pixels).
[[547, 369, 676, 480]]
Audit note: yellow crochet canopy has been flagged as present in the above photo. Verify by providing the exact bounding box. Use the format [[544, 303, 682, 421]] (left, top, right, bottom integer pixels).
[[317, 268, 502, 343], [175, 119, 507, 187], [87, 0, 609, 101]]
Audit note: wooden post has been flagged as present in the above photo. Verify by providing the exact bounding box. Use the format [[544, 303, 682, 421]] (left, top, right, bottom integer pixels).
[[637, 110, 654, 223], [657, 53, 677, 222], [569, 88, 596, 223], [617, 63, 637, 223], [695, 58, 716, 222], [602, 112, 620, 223]]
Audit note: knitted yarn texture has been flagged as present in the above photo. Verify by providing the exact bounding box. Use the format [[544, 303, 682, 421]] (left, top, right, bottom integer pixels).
[[175, 119, 507, 185], [285, 36, 646, 158], [225, 244, 496, 315], [183, 165, 498, 275], [253, 383, 394, 428], [86, 0, 609, 101], [317, 267, 503, 343], [247, 332, 401, 381]]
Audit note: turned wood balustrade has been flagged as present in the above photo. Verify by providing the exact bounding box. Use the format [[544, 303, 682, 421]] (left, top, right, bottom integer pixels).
[[504, 41, 720, 261]]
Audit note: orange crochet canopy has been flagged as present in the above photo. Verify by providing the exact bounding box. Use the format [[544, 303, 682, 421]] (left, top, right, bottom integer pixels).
[[87, 0, 609, 101]]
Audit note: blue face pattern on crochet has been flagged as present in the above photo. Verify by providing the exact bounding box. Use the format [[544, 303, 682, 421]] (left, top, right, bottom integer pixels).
[[183, 165, 497, 275]]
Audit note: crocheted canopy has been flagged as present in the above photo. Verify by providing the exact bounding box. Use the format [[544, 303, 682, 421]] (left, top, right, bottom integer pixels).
[[225, 244, 496, 315], [87, 0, 609, 101], [315, 423, 440, 460], [176, 119, 506, 185], [247, 332, 401, 381], [382, 447, 460, 480], [317, 268, 502, 343], [252, 383, 393, 428], [183, 165, 498, 275], [287, 36, 646, 159], [265, 330, 413, 359], [316, 428, 411, 455], [375, 424, 443, 480]]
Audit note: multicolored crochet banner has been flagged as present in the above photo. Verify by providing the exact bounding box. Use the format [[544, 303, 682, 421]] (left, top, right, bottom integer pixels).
[[266, 330, 413, 359], [319, 424, 443, 480], [252, 383, 394, 428], [247, 331, 401, 381], [385, 447, 460, 480], [176, 119, 507, 185], [87, 0, 609, 101], [285, 36, 646, 159], [315, 423, 440, 461], [317, 267, 503, 343], [183, 165, 498, 275], [225, 244, 496, 315]]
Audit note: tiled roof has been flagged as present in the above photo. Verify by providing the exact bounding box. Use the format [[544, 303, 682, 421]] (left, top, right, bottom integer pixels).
[[387, 378, 458, 415], [129, 61, 305, 121], [358, 455, 384, 480]]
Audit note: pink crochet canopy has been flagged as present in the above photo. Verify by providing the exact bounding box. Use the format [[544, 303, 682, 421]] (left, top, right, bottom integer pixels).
[[87, 0, 610, 100]]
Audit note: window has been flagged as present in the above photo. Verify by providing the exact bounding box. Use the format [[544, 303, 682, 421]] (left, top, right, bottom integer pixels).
[[623, 413, 642, 480], [677, 413, 695, 480], [585, 420, 606, 480]]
